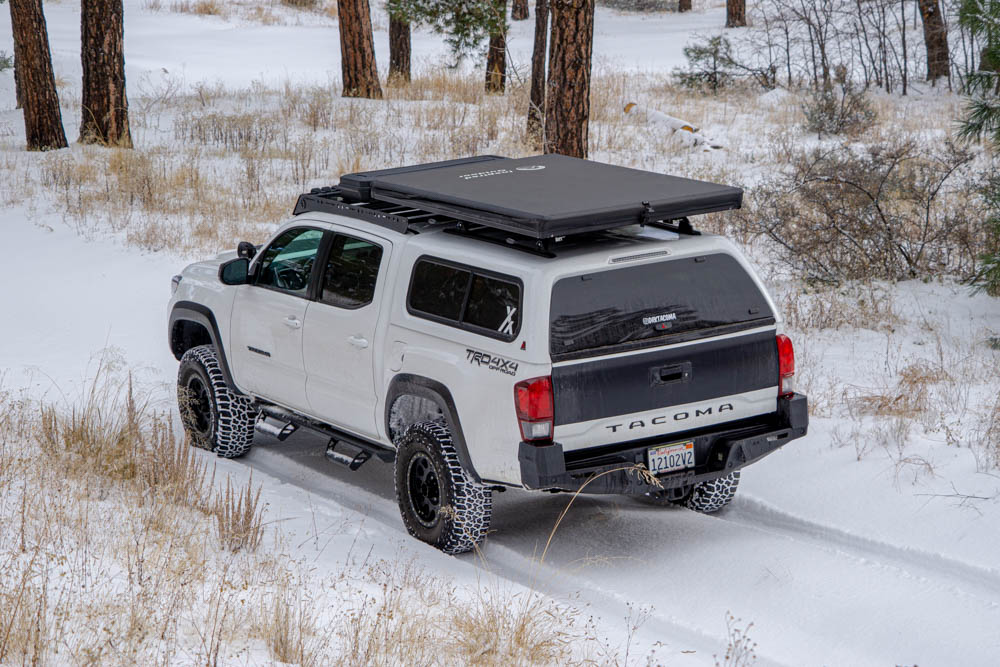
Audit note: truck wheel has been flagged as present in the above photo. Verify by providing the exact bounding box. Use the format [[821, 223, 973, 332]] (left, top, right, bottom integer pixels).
[[177, 345, 257, 458], [393, 421, 492, 555], [684, 471, 740, 513]]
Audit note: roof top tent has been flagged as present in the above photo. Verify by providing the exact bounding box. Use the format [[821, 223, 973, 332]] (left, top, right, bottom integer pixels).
[[293, 154, 743, 249]]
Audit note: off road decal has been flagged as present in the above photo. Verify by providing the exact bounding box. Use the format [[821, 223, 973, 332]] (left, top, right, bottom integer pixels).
[[466, 349, 519, 376]]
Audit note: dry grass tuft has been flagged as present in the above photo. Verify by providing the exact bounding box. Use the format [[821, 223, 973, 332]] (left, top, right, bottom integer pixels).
[[171, 0, 224, 15], [779, 283, 900, 333], [254, 582, 325, 666], [447, 583, 574, 665], [847, 360, 939, 419], [213, 473, 264, 553], [715, 612, 757, 667], [36, 364, 213, 513]]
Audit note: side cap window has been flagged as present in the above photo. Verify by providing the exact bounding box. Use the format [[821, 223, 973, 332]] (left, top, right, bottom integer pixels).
[[320, 234, 384, 309], [407, 258, 521, 341], [255, 228, 324, 296]]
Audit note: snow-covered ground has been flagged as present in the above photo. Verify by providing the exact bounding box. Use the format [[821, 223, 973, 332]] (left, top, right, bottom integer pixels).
[[3, 1, 1000, 665]]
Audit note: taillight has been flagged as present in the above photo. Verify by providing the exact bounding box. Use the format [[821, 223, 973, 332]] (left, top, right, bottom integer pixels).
[[514, 376, 554, 442], [777, 334, 795, 397]]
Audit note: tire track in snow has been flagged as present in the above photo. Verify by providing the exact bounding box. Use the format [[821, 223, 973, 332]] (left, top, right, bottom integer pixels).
[[244, 437, 1000, 666], [243, 440, 790, 666], [723, 494, 1000, 604]]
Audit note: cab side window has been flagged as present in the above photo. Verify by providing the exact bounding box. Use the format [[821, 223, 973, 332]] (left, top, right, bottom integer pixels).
[[319, 234, 384, 309], [255, 228, 324, 297]]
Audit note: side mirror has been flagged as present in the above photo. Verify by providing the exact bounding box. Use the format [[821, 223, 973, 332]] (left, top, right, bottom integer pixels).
[[237, 241, 257, 260], [219, 257, 250, 285]]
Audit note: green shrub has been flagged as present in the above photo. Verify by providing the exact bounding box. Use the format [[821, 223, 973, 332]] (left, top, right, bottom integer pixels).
[[674, 36, 735, 93]]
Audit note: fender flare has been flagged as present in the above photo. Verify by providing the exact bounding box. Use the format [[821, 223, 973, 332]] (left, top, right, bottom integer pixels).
[[168, 300, 245, 395], [385, 374, 481, 484]]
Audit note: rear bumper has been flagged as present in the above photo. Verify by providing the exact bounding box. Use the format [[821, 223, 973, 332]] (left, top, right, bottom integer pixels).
[[518, 393, 808, 495]]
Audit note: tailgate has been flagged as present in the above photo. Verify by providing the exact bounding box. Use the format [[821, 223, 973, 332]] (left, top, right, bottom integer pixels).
[[548, 252, 778, 450]]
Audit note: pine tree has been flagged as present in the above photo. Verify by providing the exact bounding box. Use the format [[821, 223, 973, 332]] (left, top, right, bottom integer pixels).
[[338, 0, 382, 98], [484, 0, 507, 93], [408, 0, 506, 92], [725, 0, 745, 28], [80, 0, 132, 147], [8, 0, 67, 150], [526, 0, 548, 147], [917, 0, 950, 84], [388, 16, 412, 83], [387, 0, 417, 83], [958, 0, 1000, 145], [544, 0, 594, 158], [958, 0, 1000, 295]]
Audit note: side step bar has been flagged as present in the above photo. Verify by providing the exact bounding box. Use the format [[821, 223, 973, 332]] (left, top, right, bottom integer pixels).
[[256, 404, 396, 470], [255, 414, 298, 441], [326, 440, 371, 470]]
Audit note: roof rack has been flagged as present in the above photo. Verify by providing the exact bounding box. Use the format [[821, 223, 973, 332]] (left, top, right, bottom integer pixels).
[[292, 187, 461, 235], [292, 154, 741, 243]]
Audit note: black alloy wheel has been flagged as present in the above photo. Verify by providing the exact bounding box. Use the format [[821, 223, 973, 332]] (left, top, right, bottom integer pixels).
[[185, 375, 213, 438], [406, 452, 442, 527]]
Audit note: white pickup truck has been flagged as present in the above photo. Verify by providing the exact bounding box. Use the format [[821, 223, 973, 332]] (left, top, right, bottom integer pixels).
[[167, 154, 808, 554]]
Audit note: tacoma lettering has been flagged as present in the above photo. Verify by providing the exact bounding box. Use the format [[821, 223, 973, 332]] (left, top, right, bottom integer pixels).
[[605, 403, 736, 433]]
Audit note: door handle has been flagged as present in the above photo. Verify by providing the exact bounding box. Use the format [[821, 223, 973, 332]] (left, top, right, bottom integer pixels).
[[348, 335, 369, 349], [283, 316, 301, 329]]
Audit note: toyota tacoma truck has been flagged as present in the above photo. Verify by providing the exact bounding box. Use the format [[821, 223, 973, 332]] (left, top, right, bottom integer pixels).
[[167, 154, 808, 554]]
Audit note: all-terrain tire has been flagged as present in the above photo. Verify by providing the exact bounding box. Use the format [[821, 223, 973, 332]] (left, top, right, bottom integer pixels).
[[393, 421, 492, 555], [177, 345, 258, 458], [684, 471, 740, 513]]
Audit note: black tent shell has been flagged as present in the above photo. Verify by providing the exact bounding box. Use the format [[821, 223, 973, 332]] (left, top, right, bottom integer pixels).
[[331, 154, 742, 240]]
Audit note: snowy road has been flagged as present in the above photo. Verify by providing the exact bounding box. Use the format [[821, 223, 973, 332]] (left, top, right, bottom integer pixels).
[[244, 429, 1000, 667]]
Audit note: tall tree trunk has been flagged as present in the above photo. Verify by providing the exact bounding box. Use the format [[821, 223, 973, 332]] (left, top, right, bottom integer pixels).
[[8, 0, 67, 151], [484, 0, 507, 93], [388, 16, 411, 83], [544, 0, 594, 158], [526, 0, 548, 147], [339, 0, 382, 98], [726, 0, 746, 28], [678, 0, 691, 11], [80, 0, 131, 147], [512, 0, 529, 20], [917, 0, 950, 84]]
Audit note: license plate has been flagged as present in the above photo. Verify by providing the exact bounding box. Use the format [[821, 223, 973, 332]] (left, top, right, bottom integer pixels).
[[646, 441, 695, 474]]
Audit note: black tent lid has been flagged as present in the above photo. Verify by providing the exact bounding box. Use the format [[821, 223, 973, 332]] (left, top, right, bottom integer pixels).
[[338, 154, 743, 240]]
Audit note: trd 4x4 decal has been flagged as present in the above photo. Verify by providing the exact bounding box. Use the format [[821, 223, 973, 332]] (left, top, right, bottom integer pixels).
[[466, 349, 519, 376]]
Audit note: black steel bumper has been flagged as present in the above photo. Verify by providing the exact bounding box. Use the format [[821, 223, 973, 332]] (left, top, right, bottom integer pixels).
[[518, 393, 808, 495]]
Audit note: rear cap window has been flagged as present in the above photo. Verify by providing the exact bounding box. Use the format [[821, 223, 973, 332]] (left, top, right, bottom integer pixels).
[[550, 253, 774, 361]]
